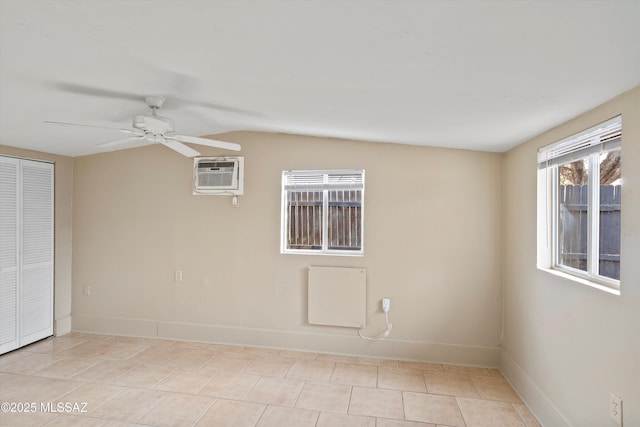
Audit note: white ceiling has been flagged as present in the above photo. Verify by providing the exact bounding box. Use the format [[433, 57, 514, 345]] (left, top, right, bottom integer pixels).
[[1, 0, 639, 157]]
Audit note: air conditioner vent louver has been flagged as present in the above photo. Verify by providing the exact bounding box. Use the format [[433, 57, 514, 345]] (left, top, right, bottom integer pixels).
[[197, 162, 235, 187], [193, 157, 244, 195]]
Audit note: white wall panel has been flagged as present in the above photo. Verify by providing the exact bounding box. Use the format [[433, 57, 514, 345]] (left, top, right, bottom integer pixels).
[[308, 266, 366, 328]]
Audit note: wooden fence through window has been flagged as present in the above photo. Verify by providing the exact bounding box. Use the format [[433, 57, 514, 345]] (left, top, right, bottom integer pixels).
[[287, 190, 362, 250], [558, 184, 621, 279]]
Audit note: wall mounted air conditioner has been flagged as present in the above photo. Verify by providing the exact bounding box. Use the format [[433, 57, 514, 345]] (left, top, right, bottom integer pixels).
[[193, 156, 244, 195]]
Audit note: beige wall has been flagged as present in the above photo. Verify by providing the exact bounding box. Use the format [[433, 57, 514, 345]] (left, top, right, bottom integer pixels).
[[6, 87, 637, 423], [0, 145, 74, 335], [501, 86, 640, 426], [72, 133, 504, 365]]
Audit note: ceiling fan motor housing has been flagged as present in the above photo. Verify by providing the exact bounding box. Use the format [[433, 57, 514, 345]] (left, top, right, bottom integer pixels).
[[145, 95, 165, 109], [133, 115, 174, 134]]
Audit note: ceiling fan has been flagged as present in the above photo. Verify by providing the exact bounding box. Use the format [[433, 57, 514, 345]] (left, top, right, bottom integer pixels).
[[45, 95, 241, 157]]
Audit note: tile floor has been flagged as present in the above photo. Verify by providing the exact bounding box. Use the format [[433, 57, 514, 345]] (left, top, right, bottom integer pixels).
[[0, 333, 541, 427]]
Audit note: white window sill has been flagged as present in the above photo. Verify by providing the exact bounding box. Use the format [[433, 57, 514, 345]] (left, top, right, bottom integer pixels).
[[537, 267, 620, 296], [281, 250, 364, 257]]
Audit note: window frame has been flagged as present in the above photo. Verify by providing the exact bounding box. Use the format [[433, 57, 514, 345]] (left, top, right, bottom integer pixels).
[[537, 116, 622, 294], [280, 169, 365, 256]]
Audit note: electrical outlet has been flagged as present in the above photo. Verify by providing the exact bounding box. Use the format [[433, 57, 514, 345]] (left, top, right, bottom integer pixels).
[[382, 298, 391, 313], [82, 285, 91, 296], [175, 270, 183, 282], [609, 392, 622, 426]]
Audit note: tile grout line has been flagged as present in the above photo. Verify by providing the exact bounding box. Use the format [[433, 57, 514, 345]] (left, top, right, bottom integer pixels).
[[193, 368, 220, 395], [453, 396, 469, 427], [184, 395, 217, 427], [290, 378, 306, 409], [252, 403, 269, 427], [133, 389, 170, 425], [375, 364, 379, 388], [511, 401, 532, 427], [84, 385, 128, 417]]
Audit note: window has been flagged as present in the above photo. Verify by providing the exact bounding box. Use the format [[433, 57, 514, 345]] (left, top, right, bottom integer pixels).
[[537, 116, 621, 292], [281, 169, 364, 255]]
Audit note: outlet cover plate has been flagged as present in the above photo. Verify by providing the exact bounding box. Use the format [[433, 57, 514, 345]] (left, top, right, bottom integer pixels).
[[609, 392, 622, 425]]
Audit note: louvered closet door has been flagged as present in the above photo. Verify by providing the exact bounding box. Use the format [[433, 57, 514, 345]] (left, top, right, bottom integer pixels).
[[0, 157, 19, 354], [0, 156, 53, 354], [20, 160, 54, 346]]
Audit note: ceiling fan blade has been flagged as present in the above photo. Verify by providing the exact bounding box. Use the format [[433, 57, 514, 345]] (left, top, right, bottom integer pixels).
[[48, 82, 143, 102], [160, 139, 201, 157], [49, 80, 260, 117], [98, 135, 148, 148], [172, 95, 260, 116], [44, 120, 140, 135], [172, 134, 241, 151]]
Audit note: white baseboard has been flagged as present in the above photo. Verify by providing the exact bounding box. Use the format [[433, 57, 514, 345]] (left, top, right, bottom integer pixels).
[[73, 314, 157, 337], [54, 315, 72, 336], [72, 314, 501, 366], [500, 349, 572, 427]]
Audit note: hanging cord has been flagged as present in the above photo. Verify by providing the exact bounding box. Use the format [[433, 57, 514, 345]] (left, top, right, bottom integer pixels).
[[358, 311, 393, 341]]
